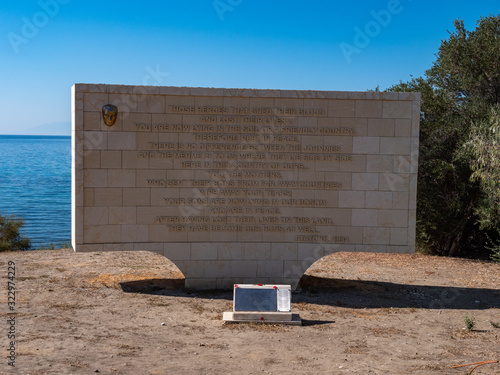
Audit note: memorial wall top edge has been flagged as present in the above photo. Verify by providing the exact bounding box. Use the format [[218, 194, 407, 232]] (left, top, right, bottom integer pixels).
[[72, 83, 421, 102]]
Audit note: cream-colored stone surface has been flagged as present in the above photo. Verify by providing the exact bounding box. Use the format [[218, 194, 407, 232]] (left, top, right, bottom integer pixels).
[[121, 225, 149, 242], [203, 261, 231, 278], [76, 244, 104, 252], [352, 173, 379, 191], [83, 170, 108, 188], [367, 91, 400, 101], [316, 91, 349, 99], [137, 95, 165, 113], [109, 207, 136, 225], [379, 173, 410, 191], [190, 243, 218, 260], [338, 191, 365, 208], [335, 227, 363, 244], [83, 111, 101, 131], [100, 151, 121, 169], [355, 100, 383, 118], [175, 260, 205, 278], [135, 170, 166, 187], [365, 191, 392, 209], [163, 243, 190, 260], [340, 118, 368, 136], [231, 261, 258, 278], [367, 118, 395, 137], [83, 188, 94, 207], [135, 133, 158, 152], [380, 137, 411, 155], [351, 209, 378, 227], [395, 119, 412, 137], [83, 207, 108, 226], [103, 243, 135, 252], [83, 150, 100, 169], [244, 243, 271, 260], [83, 93, 108, 111], [94, 188, 122, 207], [270, 243, 298, 261], [122, 113, 152, 132], [363, 227, 391, 245], [392, 191, 410, 209], [71, 169, 85, 207], [328, 100, 356, 117], [83, 225, 121, 243], [353, 137, 380, 155], [394, 155, 411, 174], [73, 84, 420, 289], [123, 188, 151, 206], [390, 228, 408, 246], [107, 169, 136, 188], [108, 93, 138, 113], [83, 131, 107, 151], [366, 155, 394, 173], [217, 243, 245, 260], [378, 209, 408, 227], [297, 243, 326, 260], [382, 101, 412, 119], [108, 132, 136, 150], [338, 155, 367, 173], [211, 230, 238, 242]]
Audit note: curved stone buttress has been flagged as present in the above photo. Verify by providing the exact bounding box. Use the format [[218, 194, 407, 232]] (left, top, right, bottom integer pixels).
[[164, 242, 345, 290]]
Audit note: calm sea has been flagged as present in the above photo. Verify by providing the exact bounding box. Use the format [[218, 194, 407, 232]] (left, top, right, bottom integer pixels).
[[0, 135, 71, 248]]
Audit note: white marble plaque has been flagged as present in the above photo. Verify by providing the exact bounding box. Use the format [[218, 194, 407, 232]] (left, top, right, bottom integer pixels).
[[277, 288, 291, 312]]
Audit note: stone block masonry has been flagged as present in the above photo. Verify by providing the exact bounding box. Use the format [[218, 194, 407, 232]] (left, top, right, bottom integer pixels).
[[72, 84, 420, 289]]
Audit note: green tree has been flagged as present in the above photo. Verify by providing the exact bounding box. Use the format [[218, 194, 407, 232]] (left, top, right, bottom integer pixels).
[[467, 106, 500, 230], [0, 213, 31, 251], [389, 14, 500, 257], [467, 106, 500, 261]]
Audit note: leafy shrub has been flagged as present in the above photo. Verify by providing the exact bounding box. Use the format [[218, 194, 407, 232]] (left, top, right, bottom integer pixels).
[[486, 234, 500, 263], [0, 213, 31, 251], [464, 314, 476, 331]]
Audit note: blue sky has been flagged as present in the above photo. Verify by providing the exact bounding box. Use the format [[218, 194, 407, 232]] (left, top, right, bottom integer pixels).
[[1, 0, 499, 135]]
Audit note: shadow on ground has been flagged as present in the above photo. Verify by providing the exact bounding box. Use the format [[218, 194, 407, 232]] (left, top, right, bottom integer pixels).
[[120, 278, 232, 300], [301, 319, 336, 326], [120, 278, 185, 294], [299, 275, 500, 310], [119, 276, 500, 310]]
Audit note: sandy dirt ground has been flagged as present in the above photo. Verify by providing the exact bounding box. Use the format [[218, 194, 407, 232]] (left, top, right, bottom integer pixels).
[[0, 249, 499, 375]]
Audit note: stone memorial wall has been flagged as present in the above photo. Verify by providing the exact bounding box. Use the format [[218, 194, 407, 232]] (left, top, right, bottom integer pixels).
[[72, 84, 420, 289]]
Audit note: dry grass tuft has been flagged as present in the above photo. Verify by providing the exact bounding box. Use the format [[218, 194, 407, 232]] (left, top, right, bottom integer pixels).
[[222, 321, 291, 332], [344, 340, 369, 354], [368, 327, 405, 337]]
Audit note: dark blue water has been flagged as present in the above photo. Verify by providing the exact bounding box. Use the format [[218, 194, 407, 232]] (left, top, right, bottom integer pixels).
[[0, 135, 71, 248]]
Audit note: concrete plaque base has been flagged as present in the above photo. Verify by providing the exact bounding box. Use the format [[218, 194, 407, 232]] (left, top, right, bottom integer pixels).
[[223, 312, 302, 325], [224, 284, 300, 324]]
